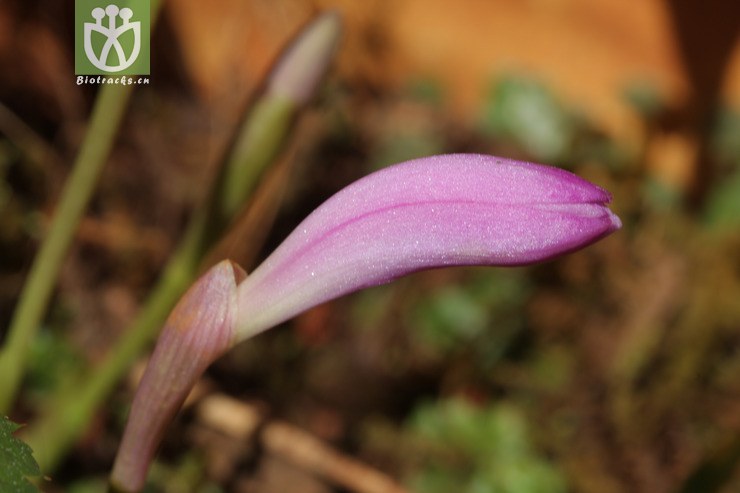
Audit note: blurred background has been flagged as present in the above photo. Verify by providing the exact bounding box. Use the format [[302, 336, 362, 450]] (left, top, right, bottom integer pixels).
[[1, 0, 740, 492]]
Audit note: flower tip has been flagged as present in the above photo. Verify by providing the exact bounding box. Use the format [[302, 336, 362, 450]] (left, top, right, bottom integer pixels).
[[596, 188, 621, 233], [608, 208, 622, 231], [267, 10, 342, 105]]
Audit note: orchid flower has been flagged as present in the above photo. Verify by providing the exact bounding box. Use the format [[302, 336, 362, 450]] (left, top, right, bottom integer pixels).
[[111, 154, 620, 492]]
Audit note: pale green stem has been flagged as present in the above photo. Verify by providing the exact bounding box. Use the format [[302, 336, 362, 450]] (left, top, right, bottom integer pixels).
[[0, 84, 134, 413], [19, 7, 336, 472], [25, 217, 202, 470], [23, 94, 299, 473], [0, 0, 165, 416]]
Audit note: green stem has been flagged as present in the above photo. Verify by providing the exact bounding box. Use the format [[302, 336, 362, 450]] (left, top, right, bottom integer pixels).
[[20, 8, 334, 470], [24, 94, 300, 472], [0, 84, 134, 413], [0, 0, 166, 416], [25, 214, 204, 470]]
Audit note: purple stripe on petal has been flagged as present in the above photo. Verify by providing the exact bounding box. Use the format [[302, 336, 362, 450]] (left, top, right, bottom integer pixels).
[[235, 154, 620, 339]]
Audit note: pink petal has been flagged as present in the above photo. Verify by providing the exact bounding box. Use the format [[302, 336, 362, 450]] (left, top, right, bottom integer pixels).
[[235, 154, 620, 339]]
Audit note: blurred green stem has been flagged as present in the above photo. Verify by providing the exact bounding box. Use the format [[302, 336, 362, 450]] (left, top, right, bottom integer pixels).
[[0, 84, 134, 414], [18, 7, 338, 472], [0, 0, 165, 416], [24, 93, 300, 473], [25, 213, 204, 470]]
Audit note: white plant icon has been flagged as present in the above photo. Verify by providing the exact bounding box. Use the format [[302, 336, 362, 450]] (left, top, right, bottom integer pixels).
[[83, 4, 141, 72]]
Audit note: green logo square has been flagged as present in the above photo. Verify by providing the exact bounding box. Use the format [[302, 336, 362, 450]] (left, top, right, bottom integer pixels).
[[75, 0, 150, 75]]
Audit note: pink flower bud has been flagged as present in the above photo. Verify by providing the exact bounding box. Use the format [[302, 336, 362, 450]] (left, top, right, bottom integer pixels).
[[267, 11, 342, 104], [234, 154, 620, 339], [111, 154, 620, 490]]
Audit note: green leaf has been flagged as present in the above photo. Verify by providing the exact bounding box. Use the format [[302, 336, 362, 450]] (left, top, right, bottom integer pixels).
[[480, 76, 574, 163], [704, 169, 740, 229], [0, 416, 41, 492], [407, 399, 568, 493], [622, 80, 666, 119]]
